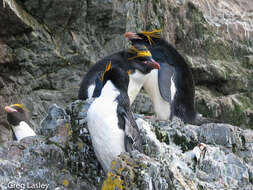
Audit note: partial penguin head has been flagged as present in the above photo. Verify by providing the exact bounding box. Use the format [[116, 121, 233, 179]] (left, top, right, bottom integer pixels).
[[127, 43, 160, 73], [5, 104, 29, 126], [125, 29, 162, 46], [101, 62, 130, 92]]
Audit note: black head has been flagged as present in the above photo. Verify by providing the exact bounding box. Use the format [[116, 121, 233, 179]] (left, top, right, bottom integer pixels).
[[5, 104, 29, 126], [126, 43, 160, 73], [102, 64, 129, 93], [125, 29, 162, 46]]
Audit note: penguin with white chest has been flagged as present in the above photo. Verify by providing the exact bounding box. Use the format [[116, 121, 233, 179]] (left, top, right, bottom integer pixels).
[[5, 104, 36, 141], [87, 63, 142, 173], [125, 30, 196, 123], [78, 44, 160, 103]]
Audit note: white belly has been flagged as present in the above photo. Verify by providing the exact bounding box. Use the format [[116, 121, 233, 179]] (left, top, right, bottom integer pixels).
[[143, 69, 171, 120], [128, 70, 149, 104], [13, 121, 36, 141], [87, 84, 125, 173], [87, 84, 95, 99]]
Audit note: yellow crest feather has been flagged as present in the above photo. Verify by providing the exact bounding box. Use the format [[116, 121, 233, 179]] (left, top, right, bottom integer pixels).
[[140, 29, 162, 45], [101, 61, 112, 82], [105, 61, 112, 72], [128, 45, 152, 60], [11, 104, 29, 112]]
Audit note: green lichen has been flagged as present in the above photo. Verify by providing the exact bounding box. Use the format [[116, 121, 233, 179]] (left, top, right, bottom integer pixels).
[[196, 101, 215, 119], [217, 97, 247, 128], [236, 93, 253, 110], [172, 133, 197, 152], [186, 2, 208, 38], [224, 103, 245, 127], [205, 38, 233, 61], [197, 184, 204, 190], [155, 126, 197, 152], [196, 92, 253, 129], [155, 129, 170, 144]]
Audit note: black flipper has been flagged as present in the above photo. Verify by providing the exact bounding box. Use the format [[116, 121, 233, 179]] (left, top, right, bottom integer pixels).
[[117, 95, 142, 153], [123, 110, 142, 153], [158, 62, 175, 102], [11, 127, 17, 141], [92, 73, 103, 98]]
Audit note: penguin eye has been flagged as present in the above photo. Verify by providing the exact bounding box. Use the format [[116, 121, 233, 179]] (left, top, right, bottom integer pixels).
[[136, 57, 148, 62]]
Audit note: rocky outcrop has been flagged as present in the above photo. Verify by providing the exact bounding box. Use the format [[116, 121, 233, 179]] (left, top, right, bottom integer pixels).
[[0, 101, 253, 189]]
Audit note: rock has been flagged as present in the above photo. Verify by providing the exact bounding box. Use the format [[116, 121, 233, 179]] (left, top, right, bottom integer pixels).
[[0, 100, 253, 189], [132, 92, 154, 115], [0, 101, 105, 189], [40, 104, 70, 138], [0, 1, 32, 37], [0, 121, 12, 145], [198, 123, 243, 149], [103, 117, 253, 190]]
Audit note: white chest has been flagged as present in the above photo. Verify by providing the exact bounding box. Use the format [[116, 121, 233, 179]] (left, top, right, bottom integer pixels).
[[13, 121, 36, 141], [87, 84, 96, 99], [128, 70, 149, 104], [87, 81, 126, 173], [143, 69, 171, 120]]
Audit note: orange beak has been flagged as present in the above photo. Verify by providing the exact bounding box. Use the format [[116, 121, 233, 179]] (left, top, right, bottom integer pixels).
[[5, 106, 17, 113], [146, 58, 160, 69], [125, 32, 142, 40]]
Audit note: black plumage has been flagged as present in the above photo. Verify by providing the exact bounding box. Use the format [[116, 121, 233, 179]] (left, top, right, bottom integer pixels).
[[6, 105, 30, 126], [5, 104, 35, 141], [125, 30, 196, 123], [78, 44, 159, 100], [87, 66, 143, 173], [102, 67, 142, 152]]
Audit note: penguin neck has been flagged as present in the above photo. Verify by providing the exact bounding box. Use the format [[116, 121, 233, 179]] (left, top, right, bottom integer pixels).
[[100, 80, 120, 100], [128, 70, 148, 104], [12, 121, 36, 141]]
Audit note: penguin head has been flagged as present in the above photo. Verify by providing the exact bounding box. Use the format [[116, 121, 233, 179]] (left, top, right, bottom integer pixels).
[[127, 44, 160, 73], [125, 29, 162, 46], [5, 104, 29, 126], [101, 62, 129, 92]]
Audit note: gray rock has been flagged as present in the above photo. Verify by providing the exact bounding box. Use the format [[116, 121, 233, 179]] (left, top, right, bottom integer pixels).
[[1, 100, 253, 189], [0, 121, 12, 145], [132, 92, 154, 115], [199, 123, 243, 149], [40, 104, 70, 138]]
